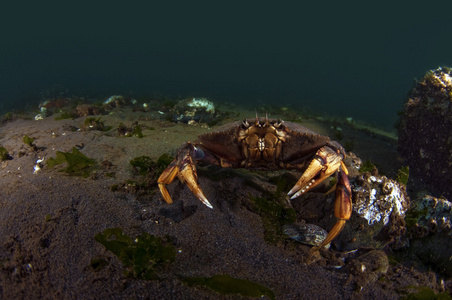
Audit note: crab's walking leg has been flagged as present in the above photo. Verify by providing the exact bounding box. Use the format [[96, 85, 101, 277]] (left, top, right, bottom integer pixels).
[[158, 160, 179, 204], [157, 143, 213, 209], [314, 164, 352, 251]]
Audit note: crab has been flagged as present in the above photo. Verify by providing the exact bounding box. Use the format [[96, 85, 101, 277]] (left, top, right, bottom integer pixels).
[[158, 117, 352, 250]]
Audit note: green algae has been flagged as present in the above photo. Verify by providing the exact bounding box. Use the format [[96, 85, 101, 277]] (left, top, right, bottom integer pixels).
[[54, 111, 77, 120], [0, 146, 12, 161], [130, 156, 155, 176], [401, 285, 452, 300], [182, 274, 275, 299], [250, 177, 297, 244], [130, 154, 173, 178], [396, 166, 409, 185], [112, 154, 173, 196], [94, 228, 176, 280], [22, 135, 35, 147], [46, 147, 97, 177], [359, 160, 377, 173]]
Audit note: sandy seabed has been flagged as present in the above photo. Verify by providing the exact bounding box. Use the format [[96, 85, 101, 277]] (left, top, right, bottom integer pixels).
[[0, 107, 448, 299]]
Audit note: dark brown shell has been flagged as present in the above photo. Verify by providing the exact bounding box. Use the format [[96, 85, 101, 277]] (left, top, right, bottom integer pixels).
[[196, 118, 340, 168]]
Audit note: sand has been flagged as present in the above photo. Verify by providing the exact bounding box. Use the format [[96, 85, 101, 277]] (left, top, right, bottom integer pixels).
[[0, 106, 448, 299]]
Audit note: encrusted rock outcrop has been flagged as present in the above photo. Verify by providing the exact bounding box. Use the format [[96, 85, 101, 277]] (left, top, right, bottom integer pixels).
[[398, 66, 452, 198]]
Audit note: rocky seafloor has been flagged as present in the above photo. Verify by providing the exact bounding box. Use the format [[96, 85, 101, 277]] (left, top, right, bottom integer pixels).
[[0, 95, 451, 299]]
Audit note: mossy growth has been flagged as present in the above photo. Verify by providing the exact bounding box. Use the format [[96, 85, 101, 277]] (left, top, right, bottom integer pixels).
[[116, 154, 173, 195], [359, 160, 377, 173], [130, 156, 155, 176], [23, 135, 35, 147], [0, 146, 12, 161], [404, 206, 428, 229], [130, 153, 173, 177], [396, 166, 409, 186], [94, 227, 176, 280], [182, 274, 275, 300], [250, 177, 297, 244], [400, 285, 452, 300], [54, 111, 77, 120], [46, 147, 98, 177]]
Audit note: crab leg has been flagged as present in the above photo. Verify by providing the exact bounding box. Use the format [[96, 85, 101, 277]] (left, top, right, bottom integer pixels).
[[315, 166, 352, 250], [158, 160, 179, 204], [307, 167, 352, 255], [157, 143, 213, 209], [288, 146, 344, 199]]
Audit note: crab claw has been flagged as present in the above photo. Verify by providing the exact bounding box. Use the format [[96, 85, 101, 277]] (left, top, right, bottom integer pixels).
[[158, 143, 213, 209], [287, 146, 344, 199]]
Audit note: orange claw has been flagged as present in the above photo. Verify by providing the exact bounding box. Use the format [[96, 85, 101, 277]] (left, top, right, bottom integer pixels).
[[287, 146, 344, 200], [157, 147, 213, 209], [178, 154, 213, 209]]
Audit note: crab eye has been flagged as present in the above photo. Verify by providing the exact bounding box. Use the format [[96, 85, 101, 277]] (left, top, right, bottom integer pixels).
[[193, 146, 205, 160]]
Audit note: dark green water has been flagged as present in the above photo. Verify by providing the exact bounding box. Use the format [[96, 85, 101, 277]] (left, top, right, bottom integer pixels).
[[1, 3, 451, 131]]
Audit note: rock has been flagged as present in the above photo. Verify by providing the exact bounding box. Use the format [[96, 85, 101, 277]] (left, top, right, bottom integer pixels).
[[406, 195, 452, 278], [344, 250, 389, 290], [103, 95, 126, 109], [398, 66, 452, 198], [76, 104, 103, 117], [171, 98, 221, 126], [333, 172, 410, 251]]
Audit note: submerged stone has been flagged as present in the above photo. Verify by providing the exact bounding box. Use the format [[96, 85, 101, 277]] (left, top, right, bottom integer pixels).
[[398, 66, 452, 198]]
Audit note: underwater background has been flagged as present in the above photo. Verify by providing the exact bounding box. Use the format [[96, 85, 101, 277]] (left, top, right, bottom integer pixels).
[[1, 2, 451, 131]]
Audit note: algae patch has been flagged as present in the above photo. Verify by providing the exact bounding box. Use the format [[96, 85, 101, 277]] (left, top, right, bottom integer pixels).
[[401, 285, 451, 300], [250, 177, 297, 244], [396, 166, 409, 185], [94, 227, 176, 280], [46, 147, 97, 177], [0, 146, 12, 161], [22, 135, 35, 147], [182, 274, 275, 299]]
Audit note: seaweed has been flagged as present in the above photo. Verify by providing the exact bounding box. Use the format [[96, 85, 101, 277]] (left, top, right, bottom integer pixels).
[[250, 177, 297, 244], [94, 228, 176, 280], [359, 160, 377, 173], [400, 285, 451, 300], [156, 153, 174, 173], [22, 135, 35, 147], [54, 111, 77, 120], [182, 274, 275, 299], [130, 156, 155, 176], [396, 166, 409, 186], [46, 147, 98, 177], [0, 146, 12, 161], [115, 154, 174, 196]]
